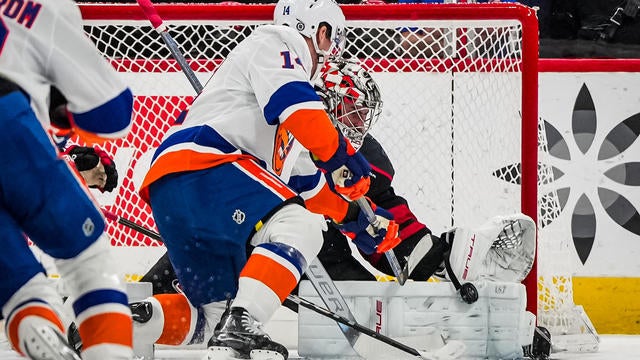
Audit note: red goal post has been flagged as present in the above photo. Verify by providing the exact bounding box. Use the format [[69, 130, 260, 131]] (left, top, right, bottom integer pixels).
[[75, 3, 600, 349]]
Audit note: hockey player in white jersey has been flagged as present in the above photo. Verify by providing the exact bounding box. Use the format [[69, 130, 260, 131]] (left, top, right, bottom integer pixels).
[[102, 57, 543, 358], [138, 0, 402, 359], [0, 0, 134, 359]]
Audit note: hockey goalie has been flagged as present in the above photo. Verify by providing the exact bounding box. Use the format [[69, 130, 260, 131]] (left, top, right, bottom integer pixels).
[[297, 59, 545, 360]]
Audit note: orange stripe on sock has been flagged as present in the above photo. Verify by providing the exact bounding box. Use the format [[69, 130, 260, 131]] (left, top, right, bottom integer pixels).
[[155, 294, 192, 345], [240, 253, 298, 302], [78, 312, 132, 350], [7, 305, 64, 356]]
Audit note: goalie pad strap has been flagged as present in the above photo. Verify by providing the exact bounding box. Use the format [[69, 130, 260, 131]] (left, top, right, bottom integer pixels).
[[406, 234, 448, 281]]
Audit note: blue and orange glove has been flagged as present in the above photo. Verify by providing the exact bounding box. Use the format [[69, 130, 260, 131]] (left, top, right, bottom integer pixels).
[[338, 200, 401, 255], [313, 135, 371, 200]]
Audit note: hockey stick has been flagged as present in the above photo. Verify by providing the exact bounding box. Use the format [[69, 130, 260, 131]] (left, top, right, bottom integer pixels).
[[355, 197, 409, 284], [131, 3, 455, 358], [136, 0, 203, 94], [101, 208, 163, 242], [102, 210, 459, 359]]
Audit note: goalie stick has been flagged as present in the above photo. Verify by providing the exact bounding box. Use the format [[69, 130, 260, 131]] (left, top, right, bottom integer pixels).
[[132, 2, 458, 358], [103, 211, 462, 359]]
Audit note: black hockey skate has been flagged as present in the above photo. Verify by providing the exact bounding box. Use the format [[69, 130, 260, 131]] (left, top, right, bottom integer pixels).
[[207, 307, 288, 360], [523, 326, 552, 360], [66, 323, 82, 356]]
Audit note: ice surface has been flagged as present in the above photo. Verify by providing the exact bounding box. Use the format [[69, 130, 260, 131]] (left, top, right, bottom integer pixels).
[[1, 332, 639, 359]]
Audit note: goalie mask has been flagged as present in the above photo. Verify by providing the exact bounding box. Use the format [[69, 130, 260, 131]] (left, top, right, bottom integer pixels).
[[316, 59, 383, 151]]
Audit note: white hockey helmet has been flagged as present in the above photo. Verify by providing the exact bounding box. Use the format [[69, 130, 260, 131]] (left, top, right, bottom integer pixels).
[[274, 0, 347, 60], [316, 59, 383, 151]]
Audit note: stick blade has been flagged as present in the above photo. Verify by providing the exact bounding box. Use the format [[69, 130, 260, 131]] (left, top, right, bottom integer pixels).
[[351, 334, 464, 360], [417, 340, 466, 360]]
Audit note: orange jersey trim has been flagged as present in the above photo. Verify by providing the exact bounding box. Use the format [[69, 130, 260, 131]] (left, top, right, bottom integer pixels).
[[305, 183, 350, 223], [282, 109, 339, 162], [240, 253, 298, 303], [236, 159, 297, 201], [139, 151, 256, 203]]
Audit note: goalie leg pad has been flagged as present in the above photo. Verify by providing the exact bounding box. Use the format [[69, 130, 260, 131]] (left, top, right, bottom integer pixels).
[[298, 280, 532, 359]]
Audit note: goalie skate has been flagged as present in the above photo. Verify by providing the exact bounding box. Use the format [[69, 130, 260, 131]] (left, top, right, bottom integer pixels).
[[23, 324, 80, 360]]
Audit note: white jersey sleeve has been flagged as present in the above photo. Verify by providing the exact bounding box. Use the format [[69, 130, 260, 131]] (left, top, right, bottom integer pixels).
[[246, 26, 326, 126], [0, 0, 132, 138]]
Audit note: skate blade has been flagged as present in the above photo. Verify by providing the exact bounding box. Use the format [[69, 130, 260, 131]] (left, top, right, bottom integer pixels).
[[204, 346, 241, 360], [204, 346, 286, 360], [24, 325, 81, 360], [249, 349, 286, 360], [417, 340, 466, 360]]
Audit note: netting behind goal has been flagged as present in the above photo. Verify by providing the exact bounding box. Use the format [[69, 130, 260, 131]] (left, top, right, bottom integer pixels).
[[75, 2, 597, 350]]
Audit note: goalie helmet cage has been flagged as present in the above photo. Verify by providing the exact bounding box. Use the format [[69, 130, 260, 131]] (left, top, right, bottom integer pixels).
[[76, 2, 598, 352]]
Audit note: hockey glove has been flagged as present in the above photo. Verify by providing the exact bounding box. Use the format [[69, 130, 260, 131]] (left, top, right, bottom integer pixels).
[[66, 146, 118, 192], [339, 200, 400, 255], [313, 135, 371, 200], [95, 147, 118, 192]]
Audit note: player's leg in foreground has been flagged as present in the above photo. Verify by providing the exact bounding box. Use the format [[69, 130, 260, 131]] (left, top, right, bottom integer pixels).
[[148, 160, 325, 359], [0, 90, 133, 360]]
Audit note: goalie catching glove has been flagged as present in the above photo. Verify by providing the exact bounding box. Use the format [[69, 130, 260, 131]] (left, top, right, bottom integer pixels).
[[438, 213, 537, 283], [338, 199, 401, 255], [312, 134, 371, 200], [64, 145, 118, 192]]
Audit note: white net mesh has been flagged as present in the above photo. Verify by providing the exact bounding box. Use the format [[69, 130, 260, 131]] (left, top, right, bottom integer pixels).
[[72, 3, 596, 350]]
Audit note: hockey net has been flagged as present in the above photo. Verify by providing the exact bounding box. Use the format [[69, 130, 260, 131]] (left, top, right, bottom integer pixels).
[[73, 2, 597, 351]]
